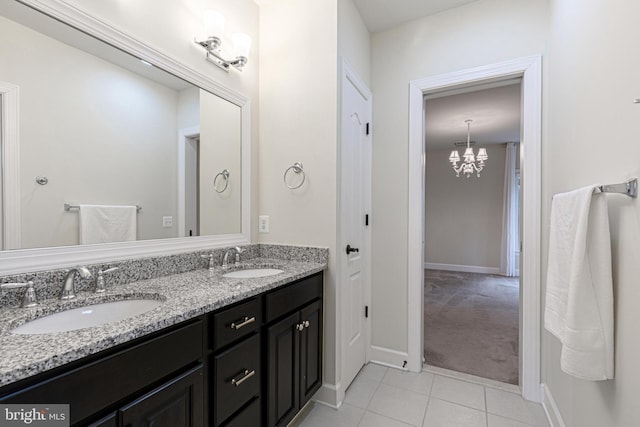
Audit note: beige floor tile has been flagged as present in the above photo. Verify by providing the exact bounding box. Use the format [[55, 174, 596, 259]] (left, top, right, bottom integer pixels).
[[485, 388, 547, 426], [359, 363, 388, 382], [423, 398, 487, 427], [430, 375, 486, 411], [487, 413, 533, 427], [383, 368, 435, 395], [359, 411, 415, 427], [345, 375, 381, 408], [367, 383, 429, 426], [297, 403, 364, 427]]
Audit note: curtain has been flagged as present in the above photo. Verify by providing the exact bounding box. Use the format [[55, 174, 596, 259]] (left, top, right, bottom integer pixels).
[[500, 142, 519, 277]]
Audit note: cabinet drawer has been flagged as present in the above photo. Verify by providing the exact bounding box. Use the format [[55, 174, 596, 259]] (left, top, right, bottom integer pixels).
[[264, 273, 322, 322], [222, 397, 260, 427], [211, 298, 261, 350], [0, 320, 203, 425], [213, 334, 261, 426]]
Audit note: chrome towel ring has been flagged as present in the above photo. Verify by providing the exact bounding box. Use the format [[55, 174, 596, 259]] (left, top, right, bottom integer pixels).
[[284, 162, 305, 189], [214, 169, 230, 193]]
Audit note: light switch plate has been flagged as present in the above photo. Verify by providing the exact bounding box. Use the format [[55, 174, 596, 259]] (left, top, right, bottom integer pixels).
[[162, 216, 173, 228]]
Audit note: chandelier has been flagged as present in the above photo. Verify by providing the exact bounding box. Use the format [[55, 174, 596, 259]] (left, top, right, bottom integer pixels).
[[448, 119, 488, 178]]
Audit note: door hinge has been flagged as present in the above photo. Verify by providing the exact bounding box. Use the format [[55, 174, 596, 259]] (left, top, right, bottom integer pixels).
[[366, 123, 370, 135], [365, 214, 369, 226], [365, 306, 369, 318]]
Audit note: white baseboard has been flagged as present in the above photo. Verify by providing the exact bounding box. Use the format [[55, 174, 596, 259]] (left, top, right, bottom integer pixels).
[[369, 345, 411, 371], [541, 384, 566, 427], [424, 262, 500, 275], [312, 382, 343, 409]]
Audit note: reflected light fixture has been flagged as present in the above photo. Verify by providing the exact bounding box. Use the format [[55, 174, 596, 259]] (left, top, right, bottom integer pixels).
[[195, 10, 251, 72], [448, 119, 488, 178]]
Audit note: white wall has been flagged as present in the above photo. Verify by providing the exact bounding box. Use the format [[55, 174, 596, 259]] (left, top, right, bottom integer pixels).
[[259, 0, 339, 397], [199, 90, 242, 235], [542, 0, 640, 425], [338, 0, 371, 87], [370, 0, 548, 355], [0, 16, 180, 248], [425, 146, 506, 270]]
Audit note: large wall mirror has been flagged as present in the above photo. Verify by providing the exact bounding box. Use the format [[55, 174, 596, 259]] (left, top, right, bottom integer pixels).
[[0, 1, 251, 273]]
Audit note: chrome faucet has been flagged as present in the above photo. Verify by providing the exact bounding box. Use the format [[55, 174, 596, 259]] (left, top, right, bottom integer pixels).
[[222, 246, 245, 269], [60, 266, 92, 300]]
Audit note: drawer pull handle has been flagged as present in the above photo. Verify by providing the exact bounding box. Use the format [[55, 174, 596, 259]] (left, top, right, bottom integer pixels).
[[230, 316, 256, 330], [230, 369, 255, 387]]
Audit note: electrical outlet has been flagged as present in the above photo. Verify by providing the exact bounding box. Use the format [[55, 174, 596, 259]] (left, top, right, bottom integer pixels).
[[259, 215, 270, 233], [162, 216, 173, 228]]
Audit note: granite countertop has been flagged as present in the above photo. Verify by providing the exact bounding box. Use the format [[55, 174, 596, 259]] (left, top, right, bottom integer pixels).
[[0, 257, 326, 387]]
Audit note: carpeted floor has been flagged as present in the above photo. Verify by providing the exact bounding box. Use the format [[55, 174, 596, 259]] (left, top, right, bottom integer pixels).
[[424, 269, 519, 385]]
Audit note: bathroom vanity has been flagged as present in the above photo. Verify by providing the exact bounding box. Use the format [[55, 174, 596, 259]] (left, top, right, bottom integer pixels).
[[0, 246, 326, 427]]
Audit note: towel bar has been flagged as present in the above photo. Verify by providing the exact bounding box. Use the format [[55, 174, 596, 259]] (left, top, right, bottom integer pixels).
[[595, 178, 637, 198], [64, 204, 142, 211]]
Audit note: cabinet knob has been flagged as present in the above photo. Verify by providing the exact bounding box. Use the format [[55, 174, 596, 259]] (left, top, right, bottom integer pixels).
[[303, 320, 310, 328], [296, 323, 305, 332]]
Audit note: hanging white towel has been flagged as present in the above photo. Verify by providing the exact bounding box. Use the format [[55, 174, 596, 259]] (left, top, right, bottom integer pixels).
[[79, 204, 137, 245], [544, 186, 614, 380]]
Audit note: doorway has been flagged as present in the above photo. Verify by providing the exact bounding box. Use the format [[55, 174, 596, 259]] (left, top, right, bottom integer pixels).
[[407, 56, 542, 401], [423, 83, 522, 385]]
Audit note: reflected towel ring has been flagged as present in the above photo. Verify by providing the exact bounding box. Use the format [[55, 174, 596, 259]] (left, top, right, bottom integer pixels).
[[284, 162, 306, 189], [213, 169, 230, 193]]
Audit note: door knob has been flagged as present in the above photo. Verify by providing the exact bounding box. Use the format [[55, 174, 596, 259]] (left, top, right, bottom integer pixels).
[[346, 245, 359, 255]]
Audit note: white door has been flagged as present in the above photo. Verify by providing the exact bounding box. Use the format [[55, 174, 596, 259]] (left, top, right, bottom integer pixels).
[[340, 61, 372, 391]]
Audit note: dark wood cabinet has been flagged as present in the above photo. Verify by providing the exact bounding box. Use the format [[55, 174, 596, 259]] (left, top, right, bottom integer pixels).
[[265, 273, 323, 427], [120, 365, 204, 427], [267, 311, 300, 427], [0, 271, 323, 427], [0, 320, 204, 426], [299, 300, 322, 407]]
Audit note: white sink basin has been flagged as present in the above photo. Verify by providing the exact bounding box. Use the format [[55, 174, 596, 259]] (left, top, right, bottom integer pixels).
[[11, 299, 164, 335], [222, 268, 284, 279]]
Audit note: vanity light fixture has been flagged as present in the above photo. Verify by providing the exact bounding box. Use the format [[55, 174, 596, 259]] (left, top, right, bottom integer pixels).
[[195, 10, 251, 72], [448, 119, 488, 178]]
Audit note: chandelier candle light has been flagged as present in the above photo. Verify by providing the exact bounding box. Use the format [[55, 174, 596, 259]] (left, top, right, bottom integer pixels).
[[448, 119, 488, 178]]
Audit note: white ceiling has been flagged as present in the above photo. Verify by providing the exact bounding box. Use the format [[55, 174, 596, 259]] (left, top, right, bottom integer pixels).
[[352, 0, 479, 32], [425, 82, 521, 151]]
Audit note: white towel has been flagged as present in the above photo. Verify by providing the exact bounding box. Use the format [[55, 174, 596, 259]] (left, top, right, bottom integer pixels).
[[544, 186, 614, 380], [79, 204, 137, 245]]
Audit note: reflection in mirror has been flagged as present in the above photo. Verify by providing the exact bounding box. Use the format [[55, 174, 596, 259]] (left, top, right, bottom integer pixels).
[[0, 2, 242, 251]]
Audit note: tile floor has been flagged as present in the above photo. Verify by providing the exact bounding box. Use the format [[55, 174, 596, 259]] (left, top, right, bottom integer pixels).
[[295, 364, 549, 427]]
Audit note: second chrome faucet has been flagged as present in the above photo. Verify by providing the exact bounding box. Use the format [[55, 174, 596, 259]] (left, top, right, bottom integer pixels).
[[60, 266, 92, 300]]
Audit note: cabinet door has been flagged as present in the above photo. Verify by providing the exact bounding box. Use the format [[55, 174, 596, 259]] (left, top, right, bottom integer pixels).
[[299, 300, 323, 406], [120, 365, 204, 427], [267, 312, 300, 427]]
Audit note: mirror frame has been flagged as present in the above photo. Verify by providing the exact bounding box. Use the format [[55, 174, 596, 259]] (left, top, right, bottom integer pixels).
[[0, 0, 251, 274]]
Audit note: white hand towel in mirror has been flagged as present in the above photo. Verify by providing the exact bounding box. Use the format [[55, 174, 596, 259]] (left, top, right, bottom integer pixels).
[[544, 185, 614, 380], [79, 204, 137, 245]]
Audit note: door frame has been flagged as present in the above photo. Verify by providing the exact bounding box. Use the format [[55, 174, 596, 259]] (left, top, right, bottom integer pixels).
[[177, 126, 201, 238], [407, 55, 542, 402], [338, 59, 372, 401], [0, 82, 20, 250]]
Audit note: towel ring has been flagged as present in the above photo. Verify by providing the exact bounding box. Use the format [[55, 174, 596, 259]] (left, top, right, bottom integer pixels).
[[284, 162, 305, 189], [213, 169, 230, 193]]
